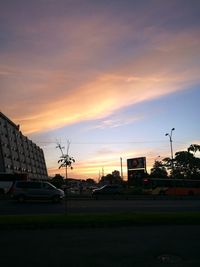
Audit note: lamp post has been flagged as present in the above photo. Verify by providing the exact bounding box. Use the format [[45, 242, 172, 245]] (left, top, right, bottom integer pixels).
[[165, 128, 175, 176]]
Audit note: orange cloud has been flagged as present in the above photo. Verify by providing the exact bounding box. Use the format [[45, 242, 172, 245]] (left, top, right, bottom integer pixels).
[[1, 24, 200, 134]]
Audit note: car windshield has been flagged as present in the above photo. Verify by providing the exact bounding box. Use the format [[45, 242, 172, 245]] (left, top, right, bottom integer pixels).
[[44, 182, 57, 189], [96, 185, 107, 190]]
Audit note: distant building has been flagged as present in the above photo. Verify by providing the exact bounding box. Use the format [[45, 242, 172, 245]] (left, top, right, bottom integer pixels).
[[0, 112, 48, 180]]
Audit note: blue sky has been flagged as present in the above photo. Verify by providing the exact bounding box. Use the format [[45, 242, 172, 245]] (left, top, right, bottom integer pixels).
[[0, 0, 200, 179]]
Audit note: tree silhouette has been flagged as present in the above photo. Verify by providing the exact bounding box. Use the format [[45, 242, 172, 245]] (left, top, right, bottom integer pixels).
[[188, 144, 200, 156], [56, 141, 75, 179], [162, 144, 200, 179], [100, 172, 123, 185], [150, 160, 168, 178], [51, 174, 65, 188], [58, 154, 75, 171]]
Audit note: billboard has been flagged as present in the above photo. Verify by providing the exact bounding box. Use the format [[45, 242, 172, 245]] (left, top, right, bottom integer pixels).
[[127, 157, 146, 170]]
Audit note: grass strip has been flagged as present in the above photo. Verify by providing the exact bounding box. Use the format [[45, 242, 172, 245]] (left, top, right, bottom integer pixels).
[[1, 212, 200, 230]]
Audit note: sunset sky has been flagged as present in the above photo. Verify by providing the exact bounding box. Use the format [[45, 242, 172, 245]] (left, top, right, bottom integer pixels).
[[1, 0, 200, 180]]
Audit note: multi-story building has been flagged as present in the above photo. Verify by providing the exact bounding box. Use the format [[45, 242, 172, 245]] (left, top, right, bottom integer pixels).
[[0, 112, 48, 180]]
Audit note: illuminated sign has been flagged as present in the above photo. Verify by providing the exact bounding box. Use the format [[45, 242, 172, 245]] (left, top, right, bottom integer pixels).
[[127, 157, 146, 170]]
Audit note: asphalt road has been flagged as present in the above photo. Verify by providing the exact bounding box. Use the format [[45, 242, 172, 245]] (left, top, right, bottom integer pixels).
[[1, 225, 200, 267], [1, 198, 200, 215], [1, 198, 200, 266]]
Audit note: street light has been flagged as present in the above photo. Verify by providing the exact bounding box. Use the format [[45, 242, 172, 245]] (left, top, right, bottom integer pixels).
[[165, 128, 175, 176]]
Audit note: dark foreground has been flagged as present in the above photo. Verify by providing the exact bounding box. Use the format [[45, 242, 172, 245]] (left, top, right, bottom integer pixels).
[[1, 225, 200, 267]]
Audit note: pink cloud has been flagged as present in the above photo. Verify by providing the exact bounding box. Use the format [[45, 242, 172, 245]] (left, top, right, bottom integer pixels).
[[1, 15, 199, 134]]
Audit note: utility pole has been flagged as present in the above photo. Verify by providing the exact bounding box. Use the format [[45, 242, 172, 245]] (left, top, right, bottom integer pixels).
[[102, 167, 104, 177], [98, 170, 101, 183], [120, 157, 123, 180], [165, 128, 175, 176]]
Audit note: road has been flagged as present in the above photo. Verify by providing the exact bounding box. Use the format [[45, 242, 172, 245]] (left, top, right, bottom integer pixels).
[[1, 225, 200, 267], [1, 198, 200, 267], [0, 198, 200, 215]]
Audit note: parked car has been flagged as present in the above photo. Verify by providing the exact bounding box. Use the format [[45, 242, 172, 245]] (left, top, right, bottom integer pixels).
[[11, 181, 65, 203], [92, 184, 123, 196]]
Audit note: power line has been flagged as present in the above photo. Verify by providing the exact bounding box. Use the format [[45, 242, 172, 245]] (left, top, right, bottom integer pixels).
[[32, 140, 187, 145]]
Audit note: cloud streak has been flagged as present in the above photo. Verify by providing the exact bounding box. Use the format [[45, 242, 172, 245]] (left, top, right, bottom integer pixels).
[[1, 2, 200, 137]]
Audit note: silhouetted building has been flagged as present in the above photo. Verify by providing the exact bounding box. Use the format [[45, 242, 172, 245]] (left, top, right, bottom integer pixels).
[[0, 112, 48, 180]]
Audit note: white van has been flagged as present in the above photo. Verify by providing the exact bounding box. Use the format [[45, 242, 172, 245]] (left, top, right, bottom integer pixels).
[[11, 181, 65, 203]]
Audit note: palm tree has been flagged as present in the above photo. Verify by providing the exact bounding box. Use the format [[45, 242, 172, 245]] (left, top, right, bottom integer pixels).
[[56, 140, 75, 179], [58, 154, 75, 179]]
